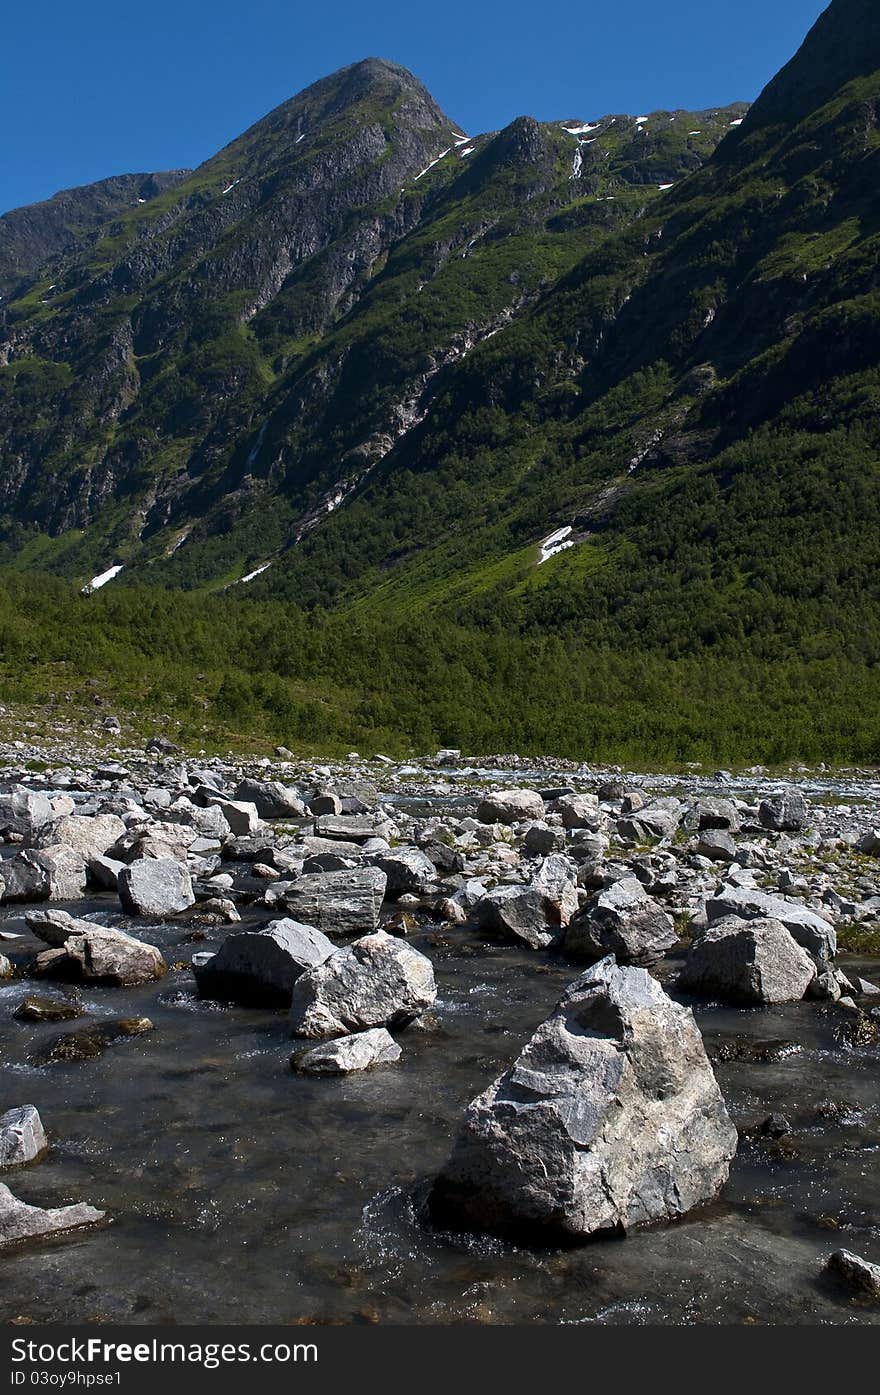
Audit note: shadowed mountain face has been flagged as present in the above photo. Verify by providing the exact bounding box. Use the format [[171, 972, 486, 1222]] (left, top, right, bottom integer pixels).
[[0, 171, 191, 297], [1, 2, 879, 678]]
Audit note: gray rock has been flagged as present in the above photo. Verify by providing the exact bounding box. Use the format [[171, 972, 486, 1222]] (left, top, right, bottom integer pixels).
[[118, 859, 195, 918], [290, 930, 436, 1038], [280, 868, 387, 937], [692, 797, 741, 832], [857, 830, 880, 856], [555, 795, 602, 831], [564, 878, 677, 966], [293, 1027, 402, 1075], [0, 786, 54, 836], [233, 779, 306, 820], [375, 848, 437, 897], [27, 913, 166, 986], [474, 886, 562, 951], [825, 1249, 880, 1300], [429, 957, 737, 1240], [530, 854, 579, 926], [707, 885, 836, 962], [208, 798, 261, 836], [194, 919, 335, 1006], [696, 830, 738, 863], [476, 790, 545, 825], [0, 953, 11, 979], [37, 813, 126, 861], [0, 1107, 47, 1168], [679, 917, 816, 1004], [314, 814, 391, 844], [759, 789, 808, 832], [0, 1183, 104, 1247], [88, 855, 126, 890], [522, 822, 565, 855]]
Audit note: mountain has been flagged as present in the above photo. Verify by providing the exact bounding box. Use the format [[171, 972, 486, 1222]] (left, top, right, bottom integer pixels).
[[0, 170, 191, 298], [1, 0, 879, 763]]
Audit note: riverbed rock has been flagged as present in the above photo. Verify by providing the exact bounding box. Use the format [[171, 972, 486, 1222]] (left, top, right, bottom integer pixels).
[[375, 848, 437, 898], [118, 859, 195, 918], [0, 1183, 104, 1246], [13, 995, 81, 1023], [476, 790, 545, 825], [825, 1249, 880, 1300], [0, 786, 54, 837], [0, 1107, 47, 1168], [555, 795, 602, 831], [194, 919, 335, 1006], [293, 1027, 402, 1075], [474, 886, 562, 951], [279, 868, 387, 937], [26, 913, 167, 986], [564, 878, 677, 966], [707, 885, 836, 962], [37, 812, 126, 861], [429, 957, 737, 1240], [530, 854, 579, 926], [233, 779, 306, 820], [679, 917, 817, 1004], [697, 830, 738, 863], [759, 789, 808, 833], [33, 1017, 154, 1065], [692, 797, 741, 833], [290, 930, 436, 1038]]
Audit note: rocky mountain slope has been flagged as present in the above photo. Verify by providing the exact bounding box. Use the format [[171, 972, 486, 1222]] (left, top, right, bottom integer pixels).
[[0, 170, 191, 298]]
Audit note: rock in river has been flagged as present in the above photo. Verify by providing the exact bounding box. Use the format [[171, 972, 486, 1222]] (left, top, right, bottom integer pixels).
[[293, 1027, 402, 1075], [33, 1017, 155, 1065], [679, 917, 817, 1004], [279, 868, 387, 937], [290, 930, 436, 1038], [0, 1183, 104, 1247], [118, 859, 195, 918], [707, 885, 836, 962], [564, 878, 677, 966], [429, 957, 737, 1240], [194, 919, 335, 1006], [0, 1107, 47, 1168]]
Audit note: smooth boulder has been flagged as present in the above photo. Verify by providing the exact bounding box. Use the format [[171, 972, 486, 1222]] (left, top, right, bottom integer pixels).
[[290, 930, 436, 1038], [476, 790, 545, 825], [429, 958, 737, 1240]]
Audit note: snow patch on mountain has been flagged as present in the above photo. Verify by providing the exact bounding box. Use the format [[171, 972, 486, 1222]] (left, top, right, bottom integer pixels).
[[538, 527, 575, 565], [82, 565, 124, 595]]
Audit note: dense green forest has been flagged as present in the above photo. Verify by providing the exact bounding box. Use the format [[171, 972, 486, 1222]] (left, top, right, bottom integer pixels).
[[1, 570, 877, 765]]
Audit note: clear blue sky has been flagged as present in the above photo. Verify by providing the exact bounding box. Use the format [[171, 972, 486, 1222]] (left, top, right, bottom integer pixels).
[[2, 0, 828, 214]]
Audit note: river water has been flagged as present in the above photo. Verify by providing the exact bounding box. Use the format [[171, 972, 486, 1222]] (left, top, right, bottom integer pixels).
[[1, 888, 878, 1325]]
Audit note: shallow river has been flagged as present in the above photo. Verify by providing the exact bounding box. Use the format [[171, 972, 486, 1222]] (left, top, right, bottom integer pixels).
[[1, 881, 879, 1327]]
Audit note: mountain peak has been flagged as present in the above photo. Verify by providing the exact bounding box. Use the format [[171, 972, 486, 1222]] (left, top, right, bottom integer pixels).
[[737, 0, 880, 136]]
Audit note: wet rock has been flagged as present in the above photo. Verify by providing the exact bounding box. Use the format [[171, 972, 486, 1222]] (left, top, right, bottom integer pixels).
[[13, 995, 81, 1023], [293, 1027, 402, 1075], [474, 886, 563, 951], [564, 878, 677, 966], [290, 930, 436, 1038], [0, 1107, 47, 1168], [759, 789, 808, 833], [33, 1017, 154, 1065], [279, 868, 387, 937], [194, 919, 335, 1006], [0, 1183, 104, 1246], [118, 859, 196, 918], [679, 917, 816, 1004], [233, 779, 306, 820], [706, 885, 836, 962], [429, 957, 737, 1240], [476, 790, 545, 825], [825, 1249, 880, 1300], [26, 913, 167, 986], [375, 848, 437, 897], [0, 953, 12, 979], [757, 1113, 792, 1138]]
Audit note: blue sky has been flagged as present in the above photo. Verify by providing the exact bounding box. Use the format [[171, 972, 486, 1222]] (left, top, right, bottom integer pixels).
[[2, 0, 828, 214]]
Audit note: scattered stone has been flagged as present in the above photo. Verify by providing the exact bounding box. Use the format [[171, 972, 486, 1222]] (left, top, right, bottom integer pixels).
[[233, 779, 306, 820], [707, 886, 836, 962], [825, 1249, 880, 1300], [375, 848, 437, 897], [679, 917, 816, 1004], [0, 1107, 47, 1168], [0, 1183, 104, 1247], [759, 789, 808, 833], [564, 878, 677, 966], [13, 995, 81, 1023], [194, 919, 335, 1006], [429, 957, 737, 1240], [118, 859, 195, 918], [476, 789, 545, 825], [293, 1027, 402, 1075], [290, 930, 436, 1038], [280, 868, 387, 937]]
